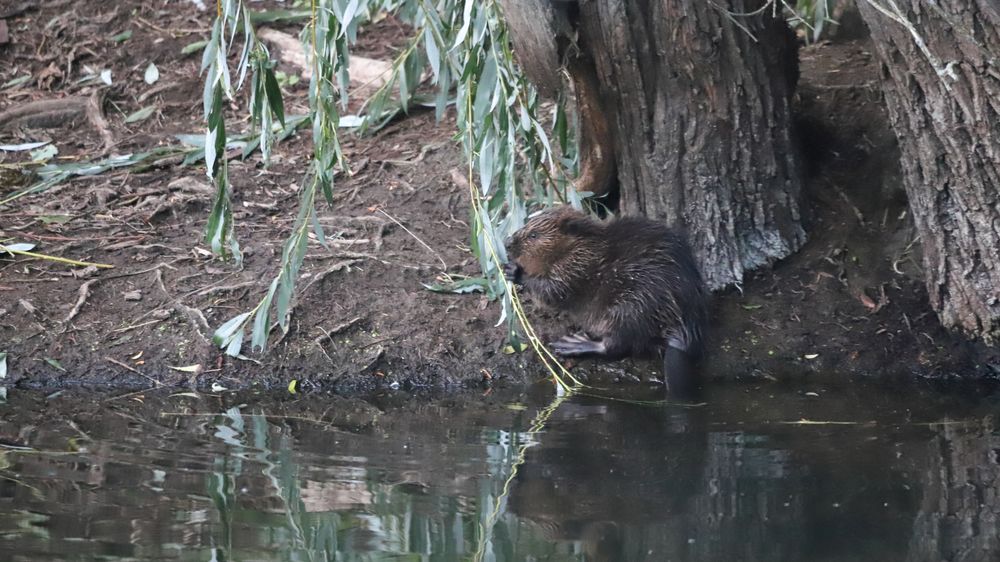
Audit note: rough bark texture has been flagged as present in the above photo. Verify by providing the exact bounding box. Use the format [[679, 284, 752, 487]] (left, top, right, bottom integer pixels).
[[496, 0, 564, 97], [857, 0, 1000, 341], [575, 0, 806, 289]]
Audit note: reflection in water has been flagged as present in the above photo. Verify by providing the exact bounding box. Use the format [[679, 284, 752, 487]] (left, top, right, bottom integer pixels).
[[0, 382, 998, 561]]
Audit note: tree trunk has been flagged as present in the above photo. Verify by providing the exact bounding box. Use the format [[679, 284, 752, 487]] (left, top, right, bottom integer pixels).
[[856, 0, 1000, 342], [574, 0, 806, 289]]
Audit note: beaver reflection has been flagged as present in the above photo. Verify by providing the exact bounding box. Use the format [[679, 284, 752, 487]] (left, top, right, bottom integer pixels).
[[509, 395, 709, 561]]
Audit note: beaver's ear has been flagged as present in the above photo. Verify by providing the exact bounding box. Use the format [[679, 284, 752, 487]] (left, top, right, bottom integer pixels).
[[557, 214, 591, 237]]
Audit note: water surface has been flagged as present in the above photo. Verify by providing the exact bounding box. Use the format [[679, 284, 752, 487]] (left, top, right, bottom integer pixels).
[[1, 381, 998, 561]]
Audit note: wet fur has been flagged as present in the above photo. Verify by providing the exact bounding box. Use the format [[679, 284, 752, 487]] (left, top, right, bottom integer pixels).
[[505, 206, 707, 392]]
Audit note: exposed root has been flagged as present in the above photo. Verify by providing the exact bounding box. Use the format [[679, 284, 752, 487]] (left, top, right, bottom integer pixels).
[[173, 302, 211, 339], [63, 278, 97, 323], [0, 97, 88, 130], [153, 268, 210, 340], [85, 90, 115, 152]]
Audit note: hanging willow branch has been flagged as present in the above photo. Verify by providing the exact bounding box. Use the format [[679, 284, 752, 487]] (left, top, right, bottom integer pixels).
[[204, 0, 581, 360]]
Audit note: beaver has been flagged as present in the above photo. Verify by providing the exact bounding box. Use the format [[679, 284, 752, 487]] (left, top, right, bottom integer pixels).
[[504, 206, 707, 394]]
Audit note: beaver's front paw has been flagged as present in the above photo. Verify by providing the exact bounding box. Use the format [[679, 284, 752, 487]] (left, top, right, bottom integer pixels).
[[503, 261, 523, 284], [550, 333, 606, 356]]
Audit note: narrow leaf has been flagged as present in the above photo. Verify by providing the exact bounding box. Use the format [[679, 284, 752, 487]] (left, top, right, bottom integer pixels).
[[212, 312, 251, 346], [263, 68, 285, 125], [124, 105, 157, 124]]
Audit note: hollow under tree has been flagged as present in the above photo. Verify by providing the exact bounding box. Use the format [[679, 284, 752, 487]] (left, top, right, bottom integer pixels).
[[855, 0, 1000, 342], [499, 0, 806, 290]]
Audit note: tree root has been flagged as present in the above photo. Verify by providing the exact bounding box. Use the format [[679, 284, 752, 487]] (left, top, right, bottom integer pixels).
[[0, 97, 88, 130], [63, 278, 97, 323]]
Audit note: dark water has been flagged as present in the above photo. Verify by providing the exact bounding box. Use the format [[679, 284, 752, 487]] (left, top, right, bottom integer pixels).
[[1, 381, 999, 561]]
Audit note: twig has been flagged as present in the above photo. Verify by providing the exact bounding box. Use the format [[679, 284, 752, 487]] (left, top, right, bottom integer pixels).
[[1, 246, 114, 269], [193, 280, 256, 298], [314, 316, 364, 345], [356, 335, 396, 350], [62, 261, 181, 324], [830, 180, 865, 225], [104, 356, 163, 387], [376, 208, 448, 271], [64, 279, 97, 323], [112, 318, 164, 333], [860, 0, 959, 89], [314, 329, 335, 363], [301, 259, 360, 295], [154, 268, 211, 340]]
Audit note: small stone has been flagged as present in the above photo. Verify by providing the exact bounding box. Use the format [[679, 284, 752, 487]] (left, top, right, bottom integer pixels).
[[123, 290, 142, 301]]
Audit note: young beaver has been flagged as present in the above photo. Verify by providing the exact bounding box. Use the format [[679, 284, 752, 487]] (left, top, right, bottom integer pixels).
[[504, 206, 707, 394]]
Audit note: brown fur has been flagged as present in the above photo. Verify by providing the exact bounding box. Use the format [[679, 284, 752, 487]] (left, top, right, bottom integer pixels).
[[505, 206, 708, 392]]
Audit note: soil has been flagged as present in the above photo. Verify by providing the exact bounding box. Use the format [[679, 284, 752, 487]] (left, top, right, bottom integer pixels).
[[1, 1, 998, 394]]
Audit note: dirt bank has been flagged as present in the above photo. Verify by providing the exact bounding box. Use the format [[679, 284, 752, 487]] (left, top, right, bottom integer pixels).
[[1, 2, 997, 393]]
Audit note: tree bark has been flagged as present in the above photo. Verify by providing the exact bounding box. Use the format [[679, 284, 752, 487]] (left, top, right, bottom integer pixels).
[[856, 0, 1000, 341], [575, 0, 806, 289]]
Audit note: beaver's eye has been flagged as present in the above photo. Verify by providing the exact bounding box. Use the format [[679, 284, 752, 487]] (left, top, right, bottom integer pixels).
[[527, 232, 539, 240]]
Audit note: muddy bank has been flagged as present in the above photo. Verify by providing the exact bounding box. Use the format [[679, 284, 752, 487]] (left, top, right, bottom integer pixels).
[[1, 2, 997, 392]]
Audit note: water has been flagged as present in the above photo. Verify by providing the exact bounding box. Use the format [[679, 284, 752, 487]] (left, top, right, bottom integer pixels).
[[1, 380, 999, 561]]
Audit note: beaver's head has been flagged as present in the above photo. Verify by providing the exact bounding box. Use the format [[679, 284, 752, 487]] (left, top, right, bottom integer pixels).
[[504, 206, 593, 283]]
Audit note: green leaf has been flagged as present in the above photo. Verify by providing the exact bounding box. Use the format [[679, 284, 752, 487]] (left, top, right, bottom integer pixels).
[[182, 39, 208, 56], [44, 358, 65, 372], [1, 75, 32, 89], [263, 68, 285, 125], [248, 9, 311, 25], [124, 105, 157, 124], [212, 312, 250, 346], [424, 26, 440, 82], [110, 30, 132, 43], [225, 330, 245, 357], [0, 352, 7, 379], [341, 0, 360, 32], [479, 135, 495, 191], [452, 0, 474, 49], [423, 277, 489, 294], [37, 215, 71, 224], [398, 61, 410, 110], [30, 144, 58, 163], [250, 279, 279, 352]]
